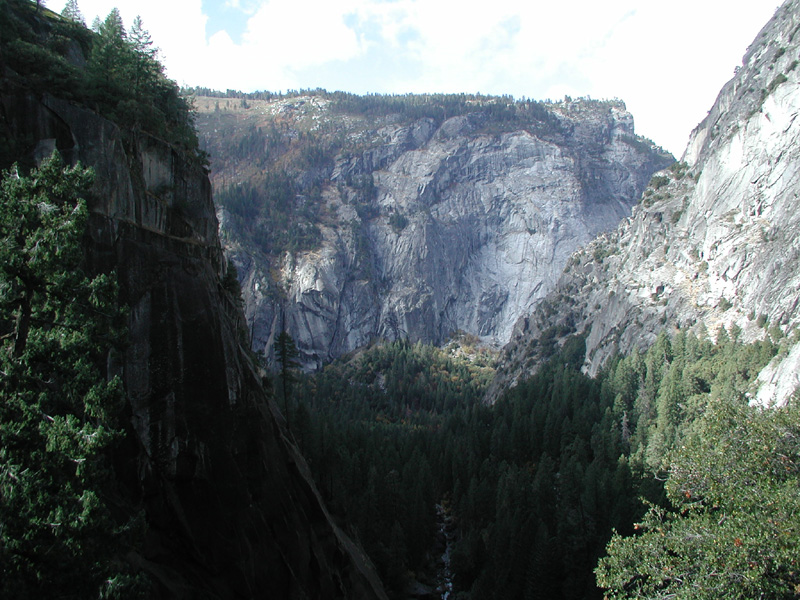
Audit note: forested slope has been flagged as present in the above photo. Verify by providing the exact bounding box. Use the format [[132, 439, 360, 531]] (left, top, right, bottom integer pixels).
[[288, 328, 783, 598]]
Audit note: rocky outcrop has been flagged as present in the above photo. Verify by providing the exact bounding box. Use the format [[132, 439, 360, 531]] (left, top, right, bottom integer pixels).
[[489, 0, 800, 406], [198, 98, 671, 369], [1, 90, 386, 598]]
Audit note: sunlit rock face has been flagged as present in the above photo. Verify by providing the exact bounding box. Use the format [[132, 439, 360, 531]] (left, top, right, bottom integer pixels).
[[489, 0, 800, 407], [198, 97, 670, 369]]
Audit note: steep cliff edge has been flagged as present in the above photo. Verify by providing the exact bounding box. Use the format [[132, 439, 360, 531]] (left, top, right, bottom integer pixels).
[[0, 3, 386, 597], [195, 94, 671, 369], [490, 0, 800, 406]]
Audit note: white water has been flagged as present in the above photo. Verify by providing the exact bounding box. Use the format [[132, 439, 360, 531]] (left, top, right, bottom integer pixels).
[[435, 503, 455, 600]]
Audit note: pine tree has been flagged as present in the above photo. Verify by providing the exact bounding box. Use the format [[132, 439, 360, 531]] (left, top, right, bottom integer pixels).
[[129, 15, 156, 60], [89, 8, 130, 100], [275, 329, 300, 424], [0, 153, 135, 596], [61, 0, 85, 24], [128, 15, 163, 108]]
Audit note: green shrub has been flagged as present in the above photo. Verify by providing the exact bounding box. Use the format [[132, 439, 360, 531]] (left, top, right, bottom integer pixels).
[[767, 73, 788, 94], [388, 212, 409, 233], [649, 174, 669, 190]]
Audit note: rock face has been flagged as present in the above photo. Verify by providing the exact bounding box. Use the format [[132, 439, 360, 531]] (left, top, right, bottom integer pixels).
[[490, 0, 800, 406], [197, 97, 671, 369], [1, 91, 386, 599]]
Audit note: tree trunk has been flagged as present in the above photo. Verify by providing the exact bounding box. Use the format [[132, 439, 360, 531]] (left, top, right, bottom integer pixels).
[[14, 287, 31, 358]]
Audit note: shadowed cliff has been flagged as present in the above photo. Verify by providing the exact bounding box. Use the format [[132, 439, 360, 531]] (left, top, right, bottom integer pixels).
[[0, 1, 387, 596]]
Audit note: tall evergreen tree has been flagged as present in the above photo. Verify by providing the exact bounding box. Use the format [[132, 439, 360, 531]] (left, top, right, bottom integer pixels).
[[89, 8, 130, 99], [129, 15, 155, 59], [0, 153, 135, 597], [275, 329, 300, 424], [61, 0, 85, 24], [123, 15, 167, 131]]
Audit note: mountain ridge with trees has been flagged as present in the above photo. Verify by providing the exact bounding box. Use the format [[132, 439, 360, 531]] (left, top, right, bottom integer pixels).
[[2, 0, 800, 599], [192, 87, 672, 370]]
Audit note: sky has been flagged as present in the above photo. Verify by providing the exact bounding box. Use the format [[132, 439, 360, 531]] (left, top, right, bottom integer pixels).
[[46, 0, 782, 157]]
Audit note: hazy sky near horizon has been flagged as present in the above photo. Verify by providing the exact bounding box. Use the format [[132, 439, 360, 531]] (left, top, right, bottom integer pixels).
[[48, 0, 781, 156]]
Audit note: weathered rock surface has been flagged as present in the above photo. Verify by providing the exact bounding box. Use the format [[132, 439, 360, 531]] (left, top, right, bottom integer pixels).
[[197, 98, 671, 369], [1, 90, 386, 599], [489, 0, 800, 406]]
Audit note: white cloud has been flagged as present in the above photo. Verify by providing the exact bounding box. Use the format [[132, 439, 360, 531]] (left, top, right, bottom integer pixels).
[[578, 1, 779, 155], [242, 0, 363, 71]]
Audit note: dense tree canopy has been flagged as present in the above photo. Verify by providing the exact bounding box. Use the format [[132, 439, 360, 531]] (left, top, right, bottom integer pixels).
[[293, 329, 781, 599], [597, 398, 800, 599], [0, 153, 136, 597]]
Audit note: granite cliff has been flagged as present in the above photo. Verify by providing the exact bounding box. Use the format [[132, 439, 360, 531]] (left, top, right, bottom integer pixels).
[[195, 94, 672, 369], [0, 2, 386, 596], [490, 0, 800, 406]]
